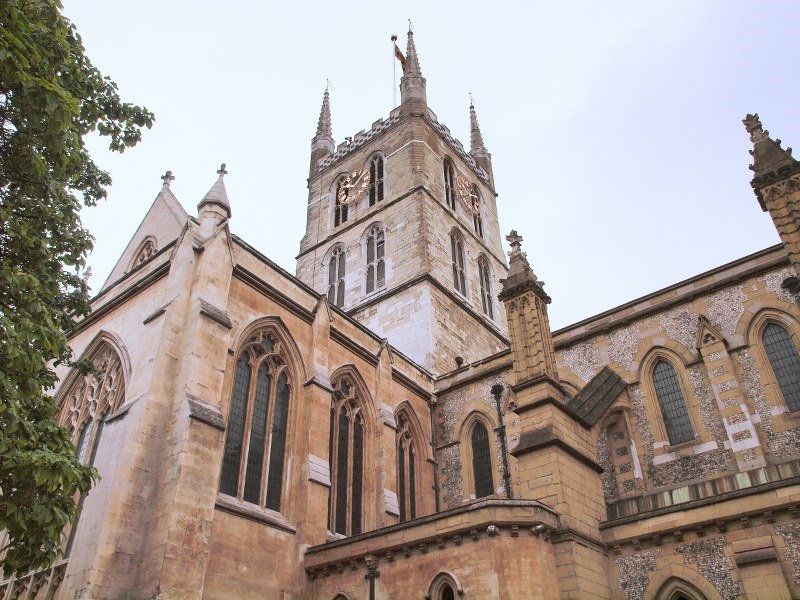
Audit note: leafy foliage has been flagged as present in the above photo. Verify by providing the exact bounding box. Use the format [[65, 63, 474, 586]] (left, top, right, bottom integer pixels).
[[0, 0, 153, 574]]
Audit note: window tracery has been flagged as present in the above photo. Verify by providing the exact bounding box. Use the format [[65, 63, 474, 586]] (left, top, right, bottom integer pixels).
[[328, 375, 365, 536], [450, 230, 467, 295], [369, 155, 385, 206], [365, 226, 385, 294], [328, 246, 346, 308], [219, 329, 292, 512]]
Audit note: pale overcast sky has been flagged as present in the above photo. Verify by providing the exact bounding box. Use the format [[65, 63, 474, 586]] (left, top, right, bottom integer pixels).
[[63, 1, 798, 330]]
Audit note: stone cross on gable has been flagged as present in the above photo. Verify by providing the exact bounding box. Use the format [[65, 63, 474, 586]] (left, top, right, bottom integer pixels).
[[161, 170, 175, 187], [217, 163, 228, 176], [507, 230, 523, 256]]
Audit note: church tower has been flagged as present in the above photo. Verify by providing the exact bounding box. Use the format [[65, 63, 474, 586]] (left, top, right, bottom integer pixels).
[[296, 29, 509, 374]]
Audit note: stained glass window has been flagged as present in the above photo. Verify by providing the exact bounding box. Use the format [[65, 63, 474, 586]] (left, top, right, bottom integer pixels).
[[243, 363, 271, 503], [471, 422, 493, 498], [220, 356, 251, 496], [763, 322, 800, 412], [266, 372, 290, 510], [653, 360, 694, 445]]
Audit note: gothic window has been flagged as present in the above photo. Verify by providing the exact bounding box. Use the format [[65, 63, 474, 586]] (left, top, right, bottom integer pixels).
[[365, 226, 386, 294], [131, 238, 156, 270], [328, 376, 366, 536], [450, 230, 467, 295], [443, 158, 456, 211], [762, 322, 800, 412], [471, 421, 493, 498], [478, 255, 494, 319], [396, 413, 417, 522], [440, 585, 455, 600], [428, 573, 461, 600], [219, 330, 293, 512], [652, 360, 693, 445], [334, 178, 349, 226], [59, 342, 126, 467], [328, 246, 346, 308], [471, 185, 483, 237], [369, 155, 385, 206]]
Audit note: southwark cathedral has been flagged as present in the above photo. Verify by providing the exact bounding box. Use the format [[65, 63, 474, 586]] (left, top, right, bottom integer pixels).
[[6, 29, 800, 600]]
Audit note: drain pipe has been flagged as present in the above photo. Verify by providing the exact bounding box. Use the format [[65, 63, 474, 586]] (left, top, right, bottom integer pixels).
[[492, 384, 513, 499]]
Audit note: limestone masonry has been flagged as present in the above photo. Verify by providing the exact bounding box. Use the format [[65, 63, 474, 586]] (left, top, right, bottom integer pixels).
[[4, 29, 800, 600]]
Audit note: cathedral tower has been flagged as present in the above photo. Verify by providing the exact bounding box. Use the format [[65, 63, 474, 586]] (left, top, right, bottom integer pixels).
[[296, 29, 509, 374]]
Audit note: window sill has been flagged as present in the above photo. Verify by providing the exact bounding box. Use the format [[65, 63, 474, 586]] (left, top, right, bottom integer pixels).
[[215, 493, 296, 534], [363, 286, 387, 301]]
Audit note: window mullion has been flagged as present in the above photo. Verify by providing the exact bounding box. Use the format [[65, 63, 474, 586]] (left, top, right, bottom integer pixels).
[[238, 361, 258, 499], [259, 374, 276, 507]]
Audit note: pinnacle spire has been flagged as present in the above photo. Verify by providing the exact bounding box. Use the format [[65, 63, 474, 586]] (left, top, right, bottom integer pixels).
[[198, 163, 230, 218], [469, 97, 487, 154], [404, 27, 422, 78], [744, 113, 800, 209], [498, 230, 549, 303], [315, 86, 332, 139]]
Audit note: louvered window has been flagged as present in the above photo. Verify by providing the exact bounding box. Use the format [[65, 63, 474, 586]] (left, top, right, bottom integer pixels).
[[653, 360, 694, 445], [763, 322, 800, 412], [451, 231, 467, 295], [478, 257, 494, 319], [219, 331, 293, 513], [471, 422, 494, 498], [334, 179, 349, 226], [328, 247, 346, 308], [369, 156, 385, 206], [329, 377, 366, 536], [366, 227, 386, 294], [444, 159, 456, 210]]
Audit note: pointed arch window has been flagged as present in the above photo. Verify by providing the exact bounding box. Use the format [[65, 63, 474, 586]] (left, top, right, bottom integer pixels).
[[329, 377, 365, 536], [365, 226, 386, 294], [471, 421, 494, 498], [471, 185, 483, 238], [328, 246, 346, 308], [443, 158, 456, 211], [762, 322, 800, 412], [219, 330, 293, 512], [478, 256, 494, 319], [334, 178, 349, 226], [450, 230, 467, 295], [652, 360, 693, 445], [396, 413, 417, 522], [369, 155, 385, 206]]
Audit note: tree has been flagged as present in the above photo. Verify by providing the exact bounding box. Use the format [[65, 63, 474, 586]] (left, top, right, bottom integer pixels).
[[0, 0, 154, 574]]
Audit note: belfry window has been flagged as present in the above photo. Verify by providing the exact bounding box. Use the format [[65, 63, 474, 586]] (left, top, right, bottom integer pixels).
[[471, 421, 493, 498], [652, 360, 693, 445], [328, 376, 365, 536], [219, 330, 292, 512], [443, 158, 456, 211], [396, 413, 417, 522], [478, 256, 494, 319], [334, 178, 349, 226], [328, 246, 346, 308], [369, 155, 385, 206], [450, 230, 467, 295], [763, 322, 800, 412], [365, 226, 386, 294], [471, 185, 483, 238]]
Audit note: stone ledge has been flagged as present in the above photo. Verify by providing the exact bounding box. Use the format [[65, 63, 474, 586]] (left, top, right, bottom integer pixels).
[[187, 394, 225, 431], [510, 424, 603, 473], [735, 547, 778, 567], [214, 493, 296, 534], [105, 394, 143, 424], [199, 298, 233, 329]]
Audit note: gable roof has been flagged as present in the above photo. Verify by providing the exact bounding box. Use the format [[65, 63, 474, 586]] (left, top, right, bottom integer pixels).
[[567, 366, 627, 426], [99, 184, 189, 293]]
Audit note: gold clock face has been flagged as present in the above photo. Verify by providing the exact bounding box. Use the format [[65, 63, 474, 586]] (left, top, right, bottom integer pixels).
[[337, 169, 371, 205], [457, 179, 481, 215]]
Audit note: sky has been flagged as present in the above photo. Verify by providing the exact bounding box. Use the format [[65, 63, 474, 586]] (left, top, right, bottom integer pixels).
[[63, 0, 800, 330]]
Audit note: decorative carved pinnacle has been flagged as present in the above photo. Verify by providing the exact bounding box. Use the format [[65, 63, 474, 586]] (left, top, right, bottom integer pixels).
[[217, 163, 228, 176], [507, 230, 523, 257], [160, 170, 175, 187]]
